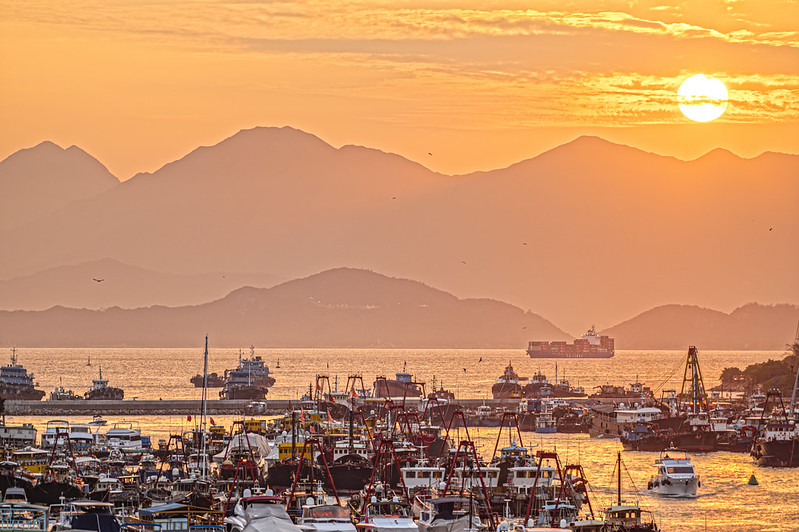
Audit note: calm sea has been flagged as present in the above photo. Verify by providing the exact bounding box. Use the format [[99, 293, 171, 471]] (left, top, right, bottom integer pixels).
[[6, 347, 798, 532]]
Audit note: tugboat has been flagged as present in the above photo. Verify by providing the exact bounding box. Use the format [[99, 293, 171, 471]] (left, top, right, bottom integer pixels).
[[492, 362, 526, 399], [0, 348, 45, 400], [84, 367, 124, 400], [219, 346, 275, 400], [647, 448, 700, 497]]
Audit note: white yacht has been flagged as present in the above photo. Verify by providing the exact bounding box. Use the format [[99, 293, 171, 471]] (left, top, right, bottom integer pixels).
[[102, 422, 143, 450], [648, 448, 699, 497]]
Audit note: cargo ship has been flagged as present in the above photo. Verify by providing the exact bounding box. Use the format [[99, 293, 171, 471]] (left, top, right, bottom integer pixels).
[[527, 326, 614, 358]]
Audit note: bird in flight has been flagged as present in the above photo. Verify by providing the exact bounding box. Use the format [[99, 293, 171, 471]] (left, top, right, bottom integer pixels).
[[93, 278, 104, 283]]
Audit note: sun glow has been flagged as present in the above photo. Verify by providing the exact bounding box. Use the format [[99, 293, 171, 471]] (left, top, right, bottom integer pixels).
[[678, 74, 728, 122]]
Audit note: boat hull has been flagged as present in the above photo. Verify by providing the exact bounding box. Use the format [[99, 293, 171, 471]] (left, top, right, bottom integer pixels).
[[751, 439, 799, 467]]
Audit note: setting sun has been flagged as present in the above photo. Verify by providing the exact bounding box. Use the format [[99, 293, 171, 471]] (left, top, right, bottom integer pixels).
[[678, 74, 728, 122]]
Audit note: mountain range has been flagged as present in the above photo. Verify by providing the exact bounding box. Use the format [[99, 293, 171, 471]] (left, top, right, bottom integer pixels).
[[1, 267, 796, 349], [1, 126, 797, 339]]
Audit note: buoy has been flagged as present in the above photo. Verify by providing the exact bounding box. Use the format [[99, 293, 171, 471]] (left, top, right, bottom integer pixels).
[[748, 474, 759, 486]]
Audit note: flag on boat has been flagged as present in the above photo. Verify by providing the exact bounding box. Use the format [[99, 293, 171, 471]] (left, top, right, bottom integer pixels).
[[187, 415, 192, 421], [210, 418, 216, 426]]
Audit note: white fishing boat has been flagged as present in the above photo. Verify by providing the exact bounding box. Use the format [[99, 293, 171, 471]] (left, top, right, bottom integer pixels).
[[648, 448, 699, 497]]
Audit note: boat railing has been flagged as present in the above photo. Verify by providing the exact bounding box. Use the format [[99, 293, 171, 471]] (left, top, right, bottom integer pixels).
[[0, 503, 49, 531]]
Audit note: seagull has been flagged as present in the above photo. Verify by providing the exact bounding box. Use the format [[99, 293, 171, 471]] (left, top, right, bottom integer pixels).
[[428, 152, 432, 156], [93, 278, 104, 283], [769, 227, 773, 231], [463, 368, 467, 373], [479, 357, 483, 363]]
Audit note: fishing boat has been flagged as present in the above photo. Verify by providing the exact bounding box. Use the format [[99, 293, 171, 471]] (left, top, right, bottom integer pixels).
[[0, 348, 45, 401], [605, 452, 659, 530], [750, 390, 799, 467], [647, 448, 699, 497]]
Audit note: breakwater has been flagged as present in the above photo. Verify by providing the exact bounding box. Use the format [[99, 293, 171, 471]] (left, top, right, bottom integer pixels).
[[5, 397, 602, 416]]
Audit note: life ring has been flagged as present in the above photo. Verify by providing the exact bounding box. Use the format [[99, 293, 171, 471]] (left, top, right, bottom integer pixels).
[[740, 425, 756, 438]]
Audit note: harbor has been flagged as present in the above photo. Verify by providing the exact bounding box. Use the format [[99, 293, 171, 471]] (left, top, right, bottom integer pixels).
[[0, 344, 797, 532]]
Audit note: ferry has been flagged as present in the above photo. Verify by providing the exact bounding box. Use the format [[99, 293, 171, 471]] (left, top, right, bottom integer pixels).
[[527, 326, 614, 358]]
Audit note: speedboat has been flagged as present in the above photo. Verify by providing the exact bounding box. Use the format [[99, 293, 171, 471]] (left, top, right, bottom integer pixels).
[[224, 492, 302, 532], [297, 496, 356, 532], [648, 448, 699, 497]]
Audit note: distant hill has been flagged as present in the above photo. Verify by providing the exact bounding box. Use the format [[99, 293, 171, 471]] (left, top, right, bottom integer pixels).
[[0, 258, 283, 311], [1, 127, 797, 334], [0, 141, 118, 231], [0, 268, 570, 348], [602, 303, 799, 350]]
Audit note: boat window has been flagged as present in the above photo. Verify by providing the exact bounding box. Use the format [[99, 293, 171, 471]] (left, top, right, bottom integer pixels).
[[666, 466, 694, 474], [304, 506, 350, 519]]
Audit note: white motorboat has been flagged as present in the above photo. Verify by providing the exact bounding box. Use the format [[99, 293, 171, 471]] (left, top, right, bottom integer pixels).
[[297, 496, 356, 532], [648, 448, 699, 497]]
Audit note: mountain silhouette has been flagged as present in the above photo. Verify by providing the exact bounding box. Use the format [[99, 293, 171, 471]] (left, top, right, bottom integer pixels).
[[1, 127, 796, 334], [0, 141, 118, 231], [0, 268, 570, 348]]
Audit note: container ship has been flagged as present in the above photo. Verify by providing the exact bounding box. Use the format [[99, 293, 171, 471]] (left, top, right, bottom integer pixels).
[[527, 326, 614, 358]]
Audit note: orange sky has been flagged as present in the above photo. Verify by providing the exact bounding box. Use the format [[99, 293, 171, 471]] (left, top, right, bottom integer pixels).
[[1, 0, 798, 179]]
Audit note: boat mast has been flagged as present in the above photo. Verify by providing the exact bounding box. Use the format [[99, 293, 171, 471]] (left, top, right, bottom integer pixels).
[[201, 335, 209, 480], [617, 451, 621, 506], [789, 321, 799, 417]]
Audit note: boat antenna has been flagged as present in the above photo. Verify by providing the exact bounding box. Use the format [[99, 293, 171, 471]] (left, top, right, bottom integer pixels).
[[10, 347, 16, 366], [201, 335, 209, 480]]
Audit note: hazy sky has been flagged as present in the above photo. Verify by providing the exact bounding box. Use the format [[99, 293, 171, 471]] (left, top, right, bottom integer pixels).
[[1, 0, 798, 179]]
